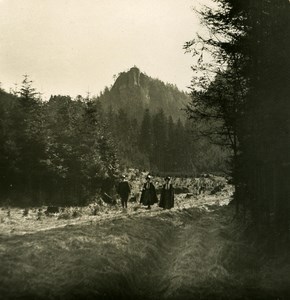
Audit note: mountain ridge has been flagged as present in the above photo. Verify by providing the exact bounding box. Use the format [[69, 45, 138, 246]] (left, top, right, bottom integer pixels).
[[95, 66, 190, 121]]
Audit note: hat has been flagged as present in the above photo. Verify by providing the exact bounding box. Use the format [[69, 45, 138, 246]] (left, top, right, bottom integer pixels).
[[146, 175, 152, 180], [121, 175, 126, 178], [165, 176, 171, 181]]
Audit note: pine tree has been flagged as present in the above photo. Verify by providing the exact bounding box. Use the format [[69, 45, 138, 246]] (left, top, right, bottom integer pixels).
[[186, 0, 290, 234], [138, 109, 152, 156], [151, 109, 167, 172], [19, 74, 39, 107]]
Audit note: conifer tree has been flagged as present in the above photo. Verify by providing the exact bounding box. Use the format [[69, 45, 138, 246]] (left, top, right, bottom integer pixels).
[[186, 0, 290, 234], [138, 109, 152, 155], [151, 109, 167, 172]]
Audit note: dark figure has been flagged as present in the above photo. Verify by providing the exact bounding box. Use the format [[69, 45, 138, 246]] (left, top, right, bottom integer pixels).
[[159, 176, 174, 209], [45, 206, 60, 215], [140, 175, 158, 209], [37, 208, 43, 221], [117, 175, 131, 208]]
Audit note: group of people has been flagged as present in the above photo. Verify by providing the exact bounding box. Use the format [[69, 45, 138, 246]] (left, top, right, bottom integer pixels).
[[117, 174, 174, 210]]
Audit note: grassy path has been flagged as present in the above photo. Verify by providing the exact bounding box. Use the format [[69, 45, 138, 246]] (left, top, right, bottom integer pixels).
[[0, 199, 289, 299]]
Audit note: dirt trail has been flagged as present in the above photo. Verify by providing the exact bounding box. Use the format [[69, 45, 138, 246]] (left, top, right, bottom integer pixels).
[[126, 205, 236, 300]]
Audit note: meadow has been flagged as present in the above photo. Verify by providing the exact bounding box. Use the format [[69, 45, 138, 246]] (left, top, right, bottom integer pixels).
[[0, 183, 290, 299]]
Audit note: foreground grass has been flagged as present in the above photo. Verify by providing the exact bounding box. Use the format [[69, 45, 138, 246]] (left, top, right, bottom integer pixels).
[[0, 205, 191, 300], [0, 198, 290, 299]]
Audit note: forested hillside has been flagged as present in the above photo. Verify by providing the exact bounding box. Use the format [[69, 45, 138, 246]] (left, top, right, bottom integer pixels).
[[96, 66, 188, 121], [0, 71, 229, 206], [93, 67, 230, 174]]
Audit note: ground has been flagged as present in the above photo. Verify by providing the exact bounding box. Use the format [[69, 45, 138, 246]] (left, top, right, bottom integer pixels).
[[0, 187, 290, 299]]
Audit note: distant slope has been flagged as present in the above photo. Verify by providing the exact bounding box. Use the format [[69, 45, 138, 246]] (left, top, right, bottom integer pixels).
[[95, 66, 190, 121]]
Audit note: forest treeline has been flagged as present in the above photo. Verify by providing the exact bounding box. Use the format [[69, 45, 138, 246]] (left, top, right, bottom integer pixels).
[[0, 73, 228, 206], [107, 107, 229, 175], [0, 77, 119, 206], [185, 0, 290, 236]]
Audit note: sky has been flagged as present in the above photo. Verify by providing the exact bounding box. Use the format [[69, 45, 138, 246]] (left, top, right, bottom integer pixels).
[[0, 0, 207, 99]]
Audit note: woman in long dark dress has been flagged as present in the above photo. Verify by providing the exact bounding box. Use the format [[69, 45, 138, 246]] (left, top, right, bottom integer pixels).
[[159, 176, 174, 209], [140, 175, 158, 209]]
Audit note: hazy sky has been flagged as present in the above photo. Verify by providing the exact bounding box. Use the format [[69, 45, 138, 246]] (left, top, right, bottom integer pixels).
[[0, 0, 205, 99]]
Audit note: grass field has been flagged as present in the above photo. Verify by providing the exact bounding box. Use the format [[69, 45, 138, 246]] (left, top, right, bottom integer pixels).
[[1, 191, 290, 299]]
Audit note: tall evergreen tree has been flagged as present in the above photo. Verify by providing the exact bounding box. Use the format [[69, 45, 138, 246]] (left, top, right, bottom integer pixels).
[[138, 109, 152, 156], [151, 109, 167, 172], [186, 0, 290, 234]]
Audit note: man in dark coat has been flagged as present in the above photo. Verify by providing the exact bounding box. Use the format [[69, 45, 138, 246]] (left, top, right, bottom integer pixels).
[[159, 176, 174, 209], [117, 175, 131, 208], [140, 175, 158, 209]]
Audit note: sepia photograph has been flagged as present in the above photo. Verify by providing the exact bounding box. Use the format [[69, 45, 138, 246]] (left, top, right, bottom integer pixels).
[[0, 0, 290, 299]]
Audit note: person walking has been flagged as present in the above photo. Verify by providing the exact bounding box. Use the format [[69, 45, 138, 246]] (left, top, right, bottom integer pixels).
[[159, 176, 174, 209], [117, 175, 131, 209], [140, 175, 158, 209]]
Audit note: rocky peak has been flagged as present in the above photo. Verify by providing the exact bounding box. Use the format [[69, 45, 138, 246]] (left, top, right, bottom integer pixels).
[[99, 66, 190, 121], [113, 66, 141, 91], [128, 66, 141, 87]]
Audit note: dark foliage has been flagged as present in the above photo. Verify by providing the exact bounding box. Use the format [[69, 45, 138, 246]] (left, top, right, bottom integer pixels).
[[0, 69, 230, 206], [95, 67, 230, 175], [185, 0, 290, 236], [0, 77, 119, 206]]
